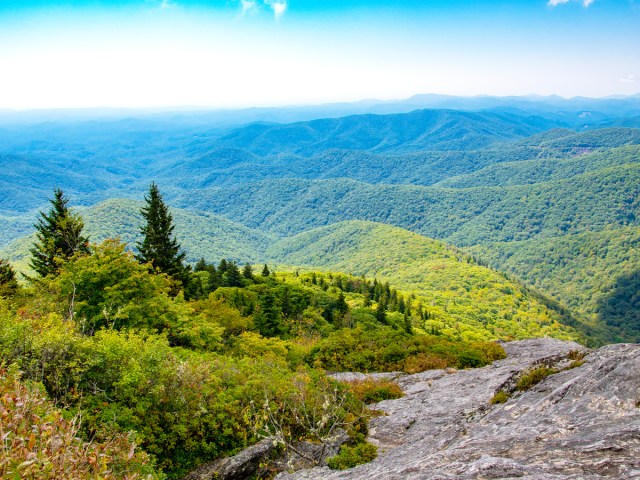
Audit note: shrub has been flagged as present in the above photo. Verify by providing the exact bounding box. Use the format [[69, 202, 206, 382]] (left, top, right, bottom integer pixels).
[[403, 353, 448, 373], [566, 359, 585, 369], [516, 366, 557, 391], [567, 350, 586, 361], [344, 378, 403, 404], [490, 390, 509, 404], [0, 365, 159, 479], [327, 442, 378, 470]]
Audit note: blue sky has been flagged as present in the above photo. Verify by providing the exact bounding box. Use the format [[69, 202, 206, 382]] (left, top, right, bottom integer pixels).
[[0, 0, 638, 109]]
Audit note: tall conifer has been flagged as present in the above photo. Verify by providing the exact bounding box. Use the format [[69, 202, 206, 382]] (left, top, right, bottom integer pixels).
[[29, 188, 89, 277], [136, 183, 187, 283], [0, 259, 18, 295]]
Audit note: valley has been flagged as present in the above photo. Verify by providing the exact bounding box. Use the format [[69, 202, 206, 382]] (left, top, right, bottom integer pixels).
[[1, 95, 639, 479], [2, 99, 639, 343]]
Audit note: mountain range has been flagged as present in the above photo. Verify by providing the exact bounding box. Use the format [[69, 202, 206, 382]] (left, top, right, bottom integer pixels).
[[1, 94, 639, 344]]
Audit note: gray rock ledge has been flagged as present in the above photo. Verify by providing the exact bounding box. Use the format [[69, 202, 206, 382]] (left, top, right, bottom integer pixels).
[[278, 338, 640, 480]]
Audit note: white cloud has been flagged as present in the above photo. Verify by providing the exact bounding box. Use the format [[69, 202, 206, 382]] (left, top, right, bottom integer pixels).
[[548, 0, 595, 7], [145, 0, 177, 10], [619, 74, 636, 83], [240, 0, 257, 16], [236, 0, 286, 20], [264, 0, 287, 21]]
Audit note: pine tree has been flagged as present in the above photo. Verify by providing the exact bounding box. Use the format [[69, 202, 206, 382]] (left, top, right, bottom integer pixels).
[[242, 264, 254, 280], [223, 261, 243, 287], [29, 188, 89, 277], [0, 259, 18, 296], [261, 264, 271, 277], [336, 292, 349, 315], [207, 264, 220, 293], [375, 301, 387, 325], [403, 313, 413, 334], [254, 290, 284, 337], [136, 183, 187, 283], [194, 258, 208, 272]]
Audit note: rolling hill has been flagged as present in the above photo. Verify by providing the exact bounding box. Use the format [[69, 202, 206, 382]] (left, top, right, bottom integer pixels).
[[267, 220, 588, 343], [470, 227, 640, 342], [2, 203, 590, 344], [173, 162, 640, 245], [1, 105, 639, 345], [0, 199, 275, 274]]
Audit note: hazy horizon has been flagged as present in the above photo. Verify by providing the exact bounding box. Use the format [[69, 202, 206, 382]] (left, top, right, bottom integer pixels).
[[1, 0, 638, 110], [0, 91, 639, 116]]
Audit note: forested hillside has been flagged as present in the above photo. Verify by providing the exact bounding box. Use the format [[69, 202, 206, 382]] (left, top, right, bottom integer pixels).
[[470, 227, 640, 342], [175, 164, 640, 244], [2, 98, 640, 478], [0, 206, 511, 478], [1, 104, 639, 344], [267, 221, 586, 342], [1, 204, 585, 343]]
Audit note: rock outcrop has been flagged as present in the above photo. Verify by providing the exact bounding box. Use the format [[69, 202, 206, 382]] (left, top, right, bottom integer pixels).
[[181, 438, 277, 480], [278, 338, 640, 480]]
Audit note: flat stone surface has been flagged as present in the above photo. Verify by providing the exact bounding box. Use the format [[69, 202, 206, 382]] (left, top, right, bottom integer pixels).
[[278, 339, 640, 480]]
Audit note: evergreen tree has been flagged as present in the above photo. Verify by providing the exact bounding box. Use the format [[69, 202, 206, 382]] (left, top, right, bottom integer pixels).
[[261, 264, 271, 277], [375, 301, 387, 325], [398, 295, 406, 314], [194, 258, 208, 272], [242, 264, 254, 280], [0, 259, 18, 296], [136, 183, 187, 284], [403, 313, 413, 334], [29, 188, 89, 277], [218, 259, 229, 274], [254, 290, 284, 337], [207, 264, 220, 293], [336, 292, 349, 315], [223, 261, 243, 287]]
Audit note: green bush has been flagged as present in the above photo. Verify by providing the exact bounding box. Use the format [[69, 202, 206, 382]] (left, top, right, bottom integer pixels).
[[516, 366, 557, 391], [344, 378, 403, 404], [0, 365, 160, 479], [308, 326, 505, 373], [327, 442, 378, 470], [489, 390, 509, 404]]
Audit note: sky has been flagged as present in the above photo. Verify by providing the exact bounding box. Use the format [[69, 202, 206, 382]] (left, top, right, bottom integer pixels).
[[0, 0, 638, 110]]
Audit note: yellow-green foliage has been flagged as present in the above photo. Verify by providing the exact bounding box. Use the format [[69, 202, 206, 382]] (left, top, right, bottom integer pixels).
[[470, 226, 640, 344], [490, 390, 509, 404], [308, 326, 506, 373], [327, 442, 378, 470], [343, 378, 404, 404], [0, 252, 377, 479], [50, 239, 187, 335], [0, 237, 523, 479], [516, 366, 557, 391], [0, 365, 159, 479], [268, 221, 584, 343]]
